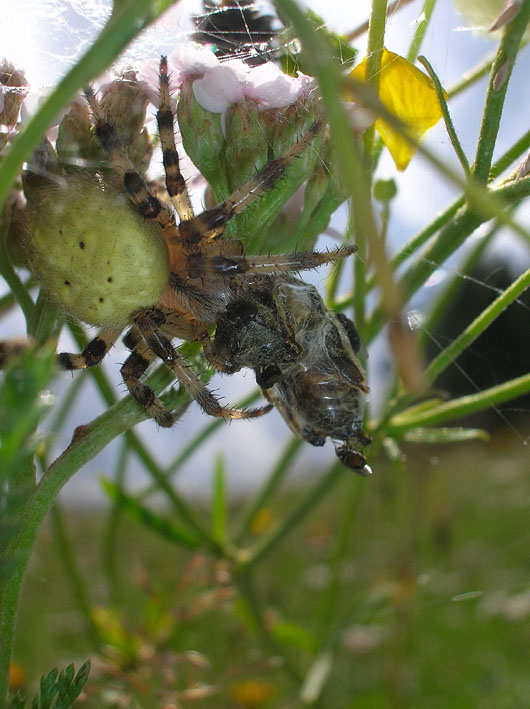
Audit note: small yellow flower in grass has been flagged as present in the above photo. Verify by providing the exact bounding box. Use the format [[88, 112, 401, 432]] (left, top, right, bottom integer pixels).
[[350, 49, 445, 170], [9, 661, 26, 691], [230, 679, 275, 706]]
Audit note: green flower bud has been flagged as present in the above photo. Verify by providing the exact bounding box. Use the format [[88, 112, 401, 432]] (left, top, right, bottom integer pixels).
[[177, 80, 227, 199]]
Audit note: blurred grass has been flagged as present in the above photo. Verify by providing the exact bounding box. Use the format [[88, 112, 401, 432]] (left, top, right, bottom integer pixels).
[[14, 434, 530, 708]]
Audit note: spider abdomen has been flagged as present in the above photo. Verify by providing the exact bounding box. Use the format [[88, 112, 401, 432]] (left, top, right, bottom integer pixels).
[[26, 175, 169, 327]]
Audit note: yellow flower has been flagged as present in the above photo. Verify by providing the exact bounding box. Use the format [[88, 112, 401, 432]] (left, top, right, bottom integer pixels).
[[9, 661, 26, 691], [350, 49, 445, 170], [230, 678, 274, 706]]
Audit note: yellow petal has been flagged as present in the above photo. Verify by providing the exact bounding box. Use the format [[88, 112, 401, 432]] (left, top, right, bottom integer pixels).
[[351, 49, 445, 170]]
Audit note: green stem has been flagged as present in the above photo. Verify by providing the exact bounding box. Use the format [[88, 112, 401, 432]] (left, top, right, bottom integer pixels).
[[419, 224, 497, 346], [388, 372, 530, 435], [345, 0, 415, 42], [352, 204, 367, 332], [362, 0, 387, 172], [382, 257, 529, 437], [472, 1, 530, 182], [418, 55, 471, 179], [50, 503, 103, 650], [365, 206, 482, 342], [407, 0, 437, 63], [325, 252, 345, 307], [0, 563, 25, 704], [0, 279, 33, 315], [366, 0, 387, 88], [424, 266, 530, 389], [334, 129, 530, 312], [489, 127, 530, 179]]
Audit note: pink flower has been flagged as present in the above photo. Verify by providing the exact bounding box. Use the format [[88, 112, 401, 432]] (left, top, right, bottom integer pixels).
[[242, 62, 308, 108], [166, 43, 312, 115], [192, 65, 244, 112], [168, 43, 220, 85]]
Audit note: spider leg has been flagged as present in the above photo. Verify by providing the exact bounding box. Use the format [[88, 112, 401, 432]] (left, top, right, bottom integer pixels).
[[84, 86, 176, 232], [121, 335, 180, 427], [177, 121, 322, 245], [185, 243, 357, 279], [133, 308, 271, 420], [58, 328, 121, 370], [158, 56, 194, 222]]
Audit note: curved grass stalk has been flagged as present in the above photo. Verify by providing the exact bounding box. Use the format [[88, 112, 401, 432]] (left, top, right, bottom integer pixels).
[[407, 0, 438, 63], [424, 266, 530, 389], [472, 0, 530, 182], [387, 371, 530, 435]]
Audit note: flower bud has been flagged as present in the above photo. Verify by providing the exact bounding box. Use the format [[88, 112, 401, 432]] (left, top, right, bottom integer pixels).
[[0, 61, 28, 150], [177, 80, 226, 198]]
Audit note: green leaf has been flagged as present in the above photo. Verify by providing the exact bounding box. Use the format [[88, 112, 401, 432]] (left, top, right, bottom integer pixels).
[[38, 667, 58, 709], [23, 661, 91, 709], [54, 661, 90, 709]]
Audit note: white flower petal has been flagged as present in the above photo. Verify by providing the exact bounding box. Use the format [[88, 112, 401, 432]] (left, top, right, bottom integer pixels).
[[193, 65, 244, 113], [224, 58, 251, 82], [246, 66, 303, 108], [169, 43, 219, 79]]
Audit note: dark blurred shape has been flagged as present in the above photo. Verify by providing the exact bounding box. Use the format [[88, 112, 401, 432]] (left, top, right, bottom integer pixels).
[[426, 250, 530, 430], [192, 0, 281, 65]]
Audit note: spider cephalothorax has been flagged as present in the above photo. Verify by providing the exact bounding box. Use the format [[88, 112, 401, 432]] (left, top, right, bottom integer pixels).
[[213, 276, 371, 474], [24, 57, 357, 429]]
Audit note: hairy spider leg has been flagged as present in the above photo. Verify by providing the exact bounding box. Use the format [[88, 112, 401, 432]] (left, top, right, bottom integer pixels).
[[131, 308, 272, 422], [184, 243, 358, 279], [84, 85, 175, 230], [59, 328, 122, 370], [158, 56, 195, 222], [176, 120, 323, 246], [121, 329, 179, 427]]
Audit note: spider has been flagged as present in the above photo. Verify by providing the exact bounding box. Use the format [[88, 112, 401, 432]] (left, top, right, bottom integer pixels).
[[212, 275, 372, 474], [23, 56, 356, 427]]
